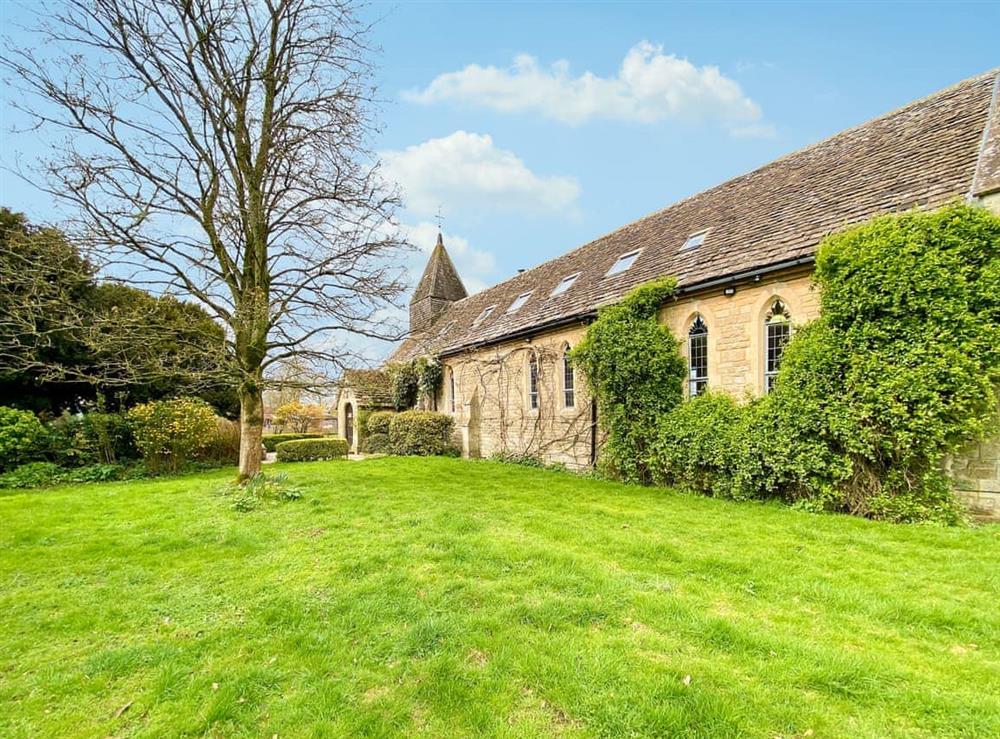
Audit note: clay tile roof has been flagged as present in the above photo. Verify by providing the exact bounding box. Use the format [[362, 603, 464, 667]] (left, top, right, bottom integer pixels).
[[391, 69, 1000, 363]]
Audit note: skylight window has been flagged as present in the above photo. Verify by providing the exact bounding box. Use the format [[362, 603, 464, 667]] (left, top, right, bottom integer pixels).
[[472, 305, 495, 327], [437, 320, 456, 338], [550, 272, 580, 297], [606, 249, 640, 277], [682, 229, 709, 250], [507, 291, 533, 314]]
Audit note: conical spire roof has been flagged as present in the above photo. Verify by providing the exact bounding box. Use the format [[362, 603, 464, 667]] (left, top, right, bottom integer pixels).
[[413, 233, 468, 303]]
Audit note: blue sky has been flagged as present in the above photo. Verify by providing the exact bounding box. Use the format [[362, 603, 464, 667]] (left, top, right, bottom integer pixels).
[[2, 1, 999, 296]]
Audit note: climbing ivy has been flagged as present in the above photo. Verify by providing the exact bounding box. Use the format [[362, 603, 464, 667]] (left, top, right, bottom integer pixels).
[[571, 278, 686, 483], [644, 202, 1000, 523]]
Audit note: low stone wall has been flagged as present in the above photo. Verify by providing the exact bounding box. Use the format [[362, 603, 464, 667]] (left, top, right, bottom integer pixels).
[[951, 435, 1000, 520]]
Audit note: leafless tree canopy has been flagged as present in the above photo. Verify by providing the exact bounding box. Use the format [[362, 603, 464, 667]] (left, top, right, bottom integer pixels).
[[2, 0, 409, 475]]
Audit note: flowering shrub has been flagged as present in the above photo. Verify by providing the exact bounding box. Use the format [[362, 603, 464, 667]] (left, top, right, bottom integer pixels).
[[127, 397, 217, 472], [0, 406, 45, 471]]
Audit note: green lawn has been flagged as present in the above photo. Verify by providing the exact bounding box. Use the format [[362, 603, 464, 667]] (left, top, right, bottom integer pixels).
[[1, 458, 998, 738]]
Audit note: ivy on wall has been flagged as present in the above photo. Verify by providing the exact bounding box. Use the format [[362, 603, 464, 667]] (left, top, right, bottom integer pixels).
[[571, 278, 686, 483], [582, 203, 1000, 523], [388, 357, 444, 411]]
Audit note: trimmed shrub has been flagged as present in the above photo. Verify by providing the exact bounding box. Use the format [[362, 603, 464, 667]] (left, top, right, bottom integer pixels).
[[275, 437, 348, 462], [366, 411, 394, 436], [127, 397, 218, 472], [361, 432, 390, 454], [262, 432, 324, 452], [388, 411, 456, 456], [0, 406, 45, 471]]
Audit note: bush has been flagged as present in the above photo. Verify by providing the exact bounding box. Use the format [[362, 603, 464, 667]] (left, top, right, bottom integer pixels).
[[275, 437, 348, 462], [366, 411, 394, 436], [0, 461, 64, 488], [127, 397, 218, 472], [571, 279, 686, 483], [0, 406, 45, 471], [361, 432, 390, 454], [648, 392, 744, 494], [635, 203, 1000, 523], [62, 463, 127, 483], [200, 418, 241, 465], [44, 412, 138, 467], [388, 411, 457, 456], [262, 432, 325, 452]]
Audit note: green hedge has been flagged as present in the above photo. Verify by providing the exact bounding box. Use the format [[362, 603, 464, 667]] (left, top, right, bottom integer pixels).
[[275, 437, 348, 462], [388, 411, 457, 456], [263, 432, 325, 452], [361, 432, 390, 454], [365, 411, 395, 436]]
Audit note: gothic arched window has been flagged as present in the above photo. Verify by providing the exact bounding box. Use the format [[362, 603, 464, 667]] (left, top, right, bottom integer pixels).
[[688, 315, 709, 396], [528, 352, 540, 410], [449, 368, 456, 413], [562, 345, 575, 408], [764, 300, 792, 393]]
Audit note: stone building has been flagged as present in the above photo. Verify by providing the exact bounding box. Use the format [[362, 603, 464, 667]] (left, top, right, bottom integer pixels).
[[344, 69, 1000, 516]]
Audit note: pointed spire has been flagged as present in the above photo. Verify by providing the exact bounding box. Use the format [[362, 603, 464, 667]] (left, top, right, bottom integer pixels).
[[410, 233, 468, 333]]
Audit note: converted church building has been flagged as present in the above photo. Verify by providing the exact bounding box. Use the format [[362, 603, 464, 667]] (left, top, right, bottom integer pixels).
[[341, 69, 1000, 517]]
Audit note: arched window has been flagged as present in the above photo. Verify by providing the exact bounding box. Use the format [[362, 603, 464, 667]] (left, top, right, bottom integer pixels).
[[528, 352, 539, 410], [562, 345, 575, 408], [448, 368, 456, 413], [764, 299, 792, 393], [688, 315, 708, 396]]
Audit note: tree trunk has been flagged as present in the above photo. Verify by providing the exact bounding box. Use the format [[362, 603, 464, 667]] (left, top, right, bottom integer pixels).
[[238, 385, 264, 479]]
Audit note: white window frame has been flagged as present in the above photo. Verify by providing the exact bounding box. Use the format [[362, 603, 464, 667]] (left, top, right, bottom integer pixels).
[[687, 315, 708, 396], [506, 290, 533, 314], [472, 305, 496, 327], [605, 249, 641, 277], [681, 229, 709, 251], [562, 345, 575, 409], [550, 272, 580, 297], [764, 300, 792, 393], [527, 352, 540, 411]]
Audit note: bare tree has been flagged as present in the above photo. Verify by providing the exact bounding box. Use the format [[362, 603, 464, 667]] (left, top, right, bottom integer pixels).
[[2, 0, 408, 477]]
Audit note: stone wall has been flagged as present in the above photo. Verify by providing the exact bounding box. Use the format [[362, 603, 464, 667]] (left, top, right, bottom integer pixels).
[[437, 261, 999, 518], [440, 268, 818, 468]]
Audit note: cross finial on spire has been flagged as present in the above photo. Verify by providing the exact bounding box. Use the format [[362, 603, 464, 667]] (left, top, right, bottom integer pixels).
[[434, 204, 444, 232]]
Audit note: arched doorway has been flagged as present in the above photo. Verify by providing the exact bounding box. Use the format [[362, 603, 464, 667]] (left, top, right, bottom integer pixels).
[[344, 402, 354, 451]]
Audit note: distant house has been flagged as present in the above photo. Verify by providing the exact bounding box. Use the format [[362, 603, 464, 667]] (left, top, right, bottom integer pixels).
[[342, 69, 1000, 516]]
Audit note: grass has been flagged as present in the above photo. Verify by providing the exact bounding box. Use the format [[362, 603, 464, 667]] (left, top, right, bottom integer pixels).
[[1, 457, 998, 738]]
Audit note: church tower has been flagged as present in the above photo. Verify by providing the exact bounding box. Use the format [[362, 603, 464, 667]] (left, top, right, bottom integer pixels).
[[410, 233, 467, 334]]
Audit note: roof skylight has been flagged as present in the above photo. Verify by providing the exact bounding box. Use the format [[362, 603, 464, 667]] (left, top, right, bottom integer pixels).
[[506, 291, 533, 314], [682, 229, 709, 250], [606, 249, 640, 277], [550, 272, 580, 297], [472, 305, 495, 327]]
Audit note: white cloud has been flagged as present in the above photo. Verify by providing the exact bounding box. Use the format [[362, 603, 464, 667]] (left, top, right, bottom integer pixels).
[[381, 131, 580, 217], [404, 41, 766, 134], [400, 221, 494, 295]]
